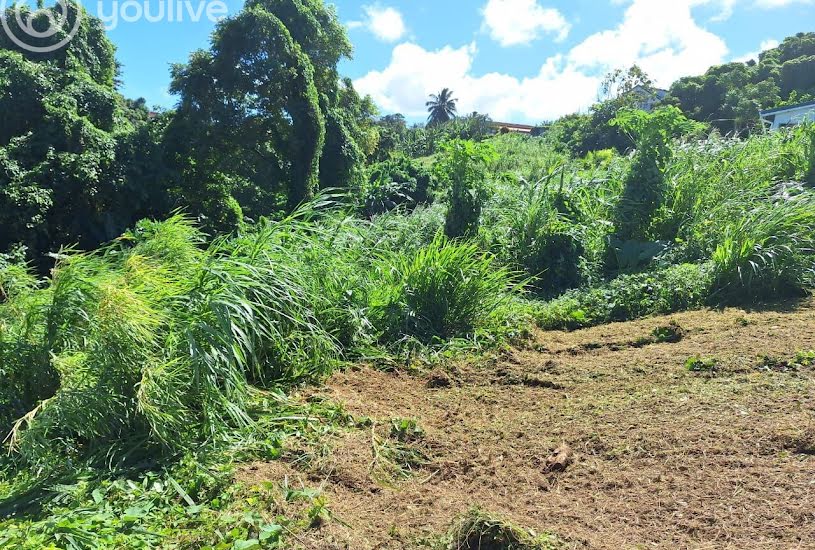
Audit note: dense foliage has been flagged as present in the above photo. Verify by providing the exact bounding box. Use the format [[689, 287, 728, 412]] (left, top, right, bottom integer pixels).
[[2, 4, 815, 546], [668, 32, 815, 134]]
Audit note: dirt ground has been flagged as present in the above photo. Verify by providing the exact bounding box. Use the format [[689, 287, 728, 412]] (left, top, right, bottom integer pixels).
[[238, 300, 815, 549]]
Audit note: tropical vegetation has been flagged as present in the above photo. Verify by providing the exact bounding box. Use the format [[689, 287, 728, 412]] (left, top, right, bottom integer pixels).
[[2, 2, 815, 548]]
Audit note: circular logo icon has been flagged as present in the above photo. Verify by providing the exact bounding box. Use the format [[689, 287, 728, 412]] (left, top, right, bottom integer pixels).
[[0, 0, 83, 53]]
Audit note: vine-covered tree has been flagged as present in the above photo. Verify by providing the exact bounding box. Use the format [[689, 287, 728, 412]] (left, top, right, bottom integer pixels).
[[170, 0, 376, 217], [0, 1, 162, 267]]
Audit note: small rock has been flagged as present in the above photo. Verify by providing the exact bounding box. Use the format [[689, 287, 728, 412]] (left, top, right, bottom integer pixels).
[[544, 444, 574, 473]]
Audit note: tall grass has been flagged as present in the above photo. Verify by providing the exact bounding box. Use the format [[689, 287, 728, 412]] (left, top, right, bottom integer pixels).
[[2, 212, 340, 468], [368, 234, 517, 344], [0, 198, 535, 470], [3, 124, 815, 491]]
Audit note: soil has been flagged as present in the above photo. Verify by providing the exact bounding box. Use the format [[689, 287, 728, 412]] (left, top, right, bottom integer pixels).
[[237, 300, 815, 549]]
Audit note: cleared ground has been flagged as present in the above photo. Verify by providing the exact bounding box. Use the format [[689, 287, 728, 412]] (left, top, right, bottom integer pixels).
[[239, 300, 815, 549]]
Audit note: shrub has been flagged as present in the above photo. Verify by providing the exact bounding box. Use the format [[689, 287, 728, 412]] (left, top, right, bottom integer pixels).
[[359, 155, 434, 217], [609, 107, 706, 244], [483, 176, 584, 296], [434, 140, 497, 239], [369, 234, 515, 343], [537, 262, 713, 330], [364, 203, 446, 256]]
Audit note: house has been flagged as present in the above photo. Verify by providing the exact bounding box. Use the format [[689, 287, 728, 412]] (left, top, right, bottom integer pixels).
[[629, 85, 668, 112], [759, 100, 815, 131], [492, 122, 535, 135]]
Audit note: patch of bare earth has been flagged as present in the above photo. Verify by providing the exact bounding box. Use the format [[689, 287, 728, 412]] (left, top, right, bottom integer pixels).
[[239, 301, 815, 549]]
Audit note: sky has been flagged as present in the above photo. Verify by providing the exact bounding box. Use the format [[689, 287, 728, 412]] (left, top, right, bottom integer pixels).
[[70, 0, 814, 123]]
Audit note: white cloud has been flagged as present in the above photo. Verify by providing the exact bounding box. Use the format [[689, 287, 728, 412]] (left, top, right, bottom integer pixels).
[[569, 0, 729, 86], [753, 0, 813, 7], [761, 38, 781, 51], [481, 0, 570, 46], [355, 0, 736, 123], [733, 38, 780, 62], [355, 42, 598, 122], [347, 5, 406, 43]]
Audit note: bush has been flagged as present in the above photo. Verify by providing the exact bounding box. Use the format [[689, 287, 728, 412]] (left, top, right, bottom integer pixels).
[[359, 155, 433, 217], [368, 234, 515, 343], [482, 176, 584, 296], [434, 140, 497, 239], [537, 263, 713, 330], [609, 107, 707, 244]]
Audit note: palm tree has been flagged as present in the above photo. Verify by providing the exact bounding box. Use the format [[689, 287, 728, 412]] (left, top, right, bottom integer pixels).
[[426, 88, 458, 126]]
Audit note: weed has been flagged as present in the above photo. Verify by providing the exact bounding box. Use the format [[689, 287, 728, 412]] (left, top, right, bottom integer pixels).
[[389, 418, 425, 443], [369, 234, 517, 343], [370, 420, 429, 483], [437, 508, 562, 549], [757, 350, 815, 372], [651, 321, 685, 343], [685, 356, 719, 373]]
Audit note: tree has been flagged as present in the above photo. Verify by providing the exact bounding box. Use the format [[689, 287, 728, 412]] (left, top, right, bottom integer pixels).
[[668, 33, 815, 133], [433, 140, 497, 239], [599, 65, 653, 102], [170, 0, 373, 216], [426, 88, 458, 126], [609, 107, 706, 244], [0, 1, 162, 267]]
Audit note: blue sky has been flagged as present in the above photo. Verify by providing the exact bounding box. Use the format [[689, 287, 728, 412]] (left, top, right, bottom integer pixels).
[[74, 0, 814, 123]]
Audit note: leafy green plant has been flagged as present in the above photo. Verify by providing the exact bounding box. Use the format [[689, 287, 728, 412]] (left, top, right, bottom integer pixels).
[[434, 140, 498, 239], [389, 418, 425, 443], [609, 107, 706, 245], [652, 321, 685, 343], [484, 175, 584, 297], [537, 263, 713, 330], [685, 356, 718, 373], [360, 155, 434, 217]]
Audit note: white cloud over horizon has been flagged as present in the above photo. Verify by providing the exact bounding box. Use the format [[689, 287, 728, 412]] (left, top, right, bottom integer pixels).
[[355, 43, 599, 122], [356, 1, 725, 122], [733, 38, 780, 62], [354, 0, 806, 123], [481, 0, 571, 46]]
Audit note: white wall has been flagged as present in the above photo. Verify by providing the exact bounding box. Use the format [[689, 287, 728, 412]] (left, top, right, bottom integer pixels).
[[769, 106, 815, 130]]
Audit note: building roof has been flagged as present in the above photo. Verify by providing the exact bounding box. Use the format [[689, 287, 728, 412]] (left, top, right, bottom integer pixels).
[[759, 100, 815, 116], [630, 85, 669, 97], [492, 122, 535, 131]]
